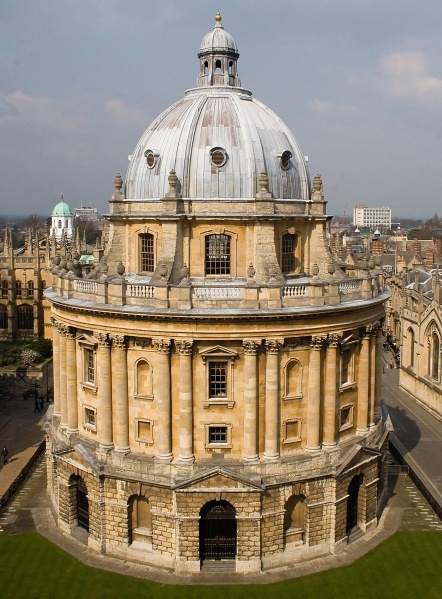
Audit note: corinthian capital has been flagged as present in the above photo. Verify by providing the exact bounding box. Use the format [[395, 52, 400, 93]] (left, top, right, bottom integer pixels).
[[152, 338, 171, 354], [243, 340, 261, 355], [176, 340, 193, 355], [111, 334, 126, 350], [265, 339, 284, 355], [310, 335, 327, 350], [97, 332, 111, 347]]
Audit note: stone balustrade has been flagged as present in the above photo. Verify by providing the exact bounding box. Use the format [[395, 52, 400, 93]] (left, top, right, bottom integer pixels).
[[49, 273, 385, 311]]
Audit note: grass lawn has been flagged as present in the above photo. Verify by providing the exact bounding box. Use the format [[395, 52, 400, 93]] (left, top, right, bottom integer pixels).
[[0, 531, 441, 598]]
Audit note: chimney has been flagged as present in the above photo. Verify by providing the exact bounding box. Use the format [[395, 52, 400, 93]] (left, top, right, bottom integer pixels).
[[426, 247, 434, 270], [413, 239, 422, 255]]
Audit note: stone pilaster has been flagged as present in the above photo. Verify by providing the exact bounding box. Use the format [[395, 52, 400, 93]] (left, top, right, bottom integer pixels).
[[306, 335, 326, 451], [323, 333, 341, 447], [242, 340, 261, 462], [374, 325, 383, 423], [97, 332, 113, 449], [59, 326, 68, 429], [264, 339, 284, 460], [111, 335, 130, 453], [51, 317, 61, 417], [369, 327, 377, 428], [357, 329, 370, 433], [65, 326, 78, 434], [153, 339, 173, 461], [176, 340, 194, 463]]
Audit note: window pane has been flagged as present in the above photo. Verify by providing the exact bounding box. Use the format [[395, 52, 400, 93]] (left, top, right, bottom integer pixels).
[[209, 426, 227, 443], [84, 349, 95, 383], [281, 234, 296, 274], [209, 362, 227, 397], [205, 235, 231, 275], [140, 234, 154, 272]]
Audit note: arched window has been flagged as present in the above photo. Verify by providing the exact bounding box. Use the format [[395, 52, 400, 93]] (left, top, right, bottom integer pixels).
[[284, 359, 303, 398], [58, 220, 62, 228], [407, 328, 415, 368], [283, 495, 306, 548], [139, 233, 155, 273], [135, 360, 153, 399], [15, 281, 22, 298], [228, 60, 233, 75], [432, 332, 440, 380], [205, 234, 231, 275], [204, 60, 209, 75], [215, 59, 222, 73], [281, 233, 297, 274], [65, 219, 69, 228], [0, 305, 7, 329], [17, 305, 33, 330]]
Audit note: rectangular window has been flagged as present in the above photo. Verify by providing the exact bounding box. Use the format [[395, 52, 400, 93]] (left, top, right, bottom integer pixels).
[[140, 233, 155, 272], [84, 348, 95, 384], [281, 234, 296, 274], [209, 362, 227, 397], [136, 420, 153, 444], [284, 419, 301, 443], [339, 405, 354, 431], [27, 281, 34, 299], [205, 234, 230, 275], [1, 281, 8, 298], [209, 426, 227, 444], [341, 348, 354, 386], [15, 281, 22, 298], [84, 407, 96, 429]]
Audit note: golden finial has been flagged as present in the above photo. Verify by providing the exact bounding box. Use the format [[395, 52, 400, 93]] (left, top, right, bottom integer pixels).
[[215, 11, 222, 26]]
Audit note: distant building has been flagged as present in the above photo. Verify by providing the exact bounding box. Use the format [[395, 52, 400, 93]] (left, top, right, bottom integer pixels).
[[74, 206, 99, 221], [353, 205, 391, 230], [50, 197, 74, 241]]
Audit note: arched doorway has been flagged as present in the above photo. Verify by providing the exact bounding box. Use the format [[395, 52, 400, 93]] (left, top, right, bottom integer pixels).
[[346, 475, 361, 534], [199, 500, 237, 561], [76, 477, 89, 532]]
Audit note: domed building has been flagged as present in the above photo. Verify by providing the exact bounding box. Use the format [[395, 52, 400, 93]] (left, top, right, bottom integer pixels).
[[45, 14, 389, 573], [50, 196, 74, 242]]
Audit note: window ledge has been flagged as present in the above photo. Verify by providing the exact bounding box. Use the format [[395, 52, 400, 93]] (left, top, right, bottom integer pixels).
[[81, 382, 98, 394], [83, 424, 97, 433], [339, 382, 356, 393], [283, 437, 302, 445], [283, 394, 303, 401], [339, 422, 353, 432], [206, 443, 233, 450], [134, 394, 154, 402], [203, 399, 235, 409]]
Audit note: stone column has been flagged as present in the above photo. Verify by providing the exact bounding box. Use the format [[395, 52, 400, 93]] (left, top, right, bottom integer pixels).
[[51, 318, 61, 417], [264, 339, 283, 461], [66, 326, 78, 434], [112, 335, 130, 453], [374, 325, 384, 423], [59, 326, 68, 429], [97, 332, 113, 449], [369, 327, 377, 428], [323, 334, 341, 447], [306, 336, 325, 451], [153, 339, 173, 461], [357, 329, 370, 433], [243, 340, 261, 462], [176, 340, 194, 463]]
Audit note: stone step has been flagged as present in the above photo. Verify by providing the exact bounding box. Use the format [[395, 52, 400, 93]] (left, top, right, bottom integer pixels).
[[200, 559, 236, 572]]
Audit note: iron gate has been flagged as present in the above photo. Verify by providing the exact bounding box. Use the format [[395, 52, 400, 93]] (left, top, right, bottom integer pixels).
[[77, 478, 89, 532], [346, 476, 361, 534], [200, 500, 237, 560]]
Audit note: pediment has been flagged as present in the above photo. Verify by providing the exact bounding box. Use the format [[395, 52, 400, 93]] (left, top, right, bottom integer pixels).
[[173, 467, 264, 492], [341, 334, 359, 346], [77, 333, 99, 345], [199, 346, 239, 363], [335, 444, 381, 475]]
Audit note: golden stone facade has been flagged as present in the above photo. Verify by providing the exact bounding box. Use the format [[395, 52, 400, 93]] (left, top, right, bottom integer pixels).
[[45, 14, 389, 573]]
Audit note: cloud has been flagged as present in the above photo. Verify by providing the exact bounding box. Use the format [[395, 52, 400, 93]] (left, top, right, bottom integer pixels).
[[373, 51, 442, 108], [307, 99, 359, 117], [0, 89, 77, 132], [105, 99, 148, 127]]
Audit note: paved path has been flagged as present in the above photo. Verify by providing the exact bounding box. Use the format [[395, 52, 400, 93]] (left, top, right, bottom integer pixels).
[[382, 359, 442, 514]]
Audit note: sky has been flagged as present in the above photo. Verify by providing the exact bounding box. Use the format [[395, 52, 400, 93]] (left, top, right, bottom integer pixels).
[[1, 0, 442, 220]]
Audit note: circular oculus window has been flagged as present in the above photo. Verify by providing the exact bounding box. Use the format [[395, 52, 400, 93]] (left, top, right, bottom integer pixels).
[[280, 150, 292, 170], [210, 147, 227, 167], [144, 150, 157, 169]]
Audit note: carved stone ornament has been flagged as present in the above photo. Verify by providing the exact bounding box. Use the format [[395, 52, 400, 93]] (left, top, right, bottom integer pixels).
[[310, 335, 327, 350], [328, 333, 343, 348], [112, 335, 126, 350], [152, 338, 172, 354], [176, 340, 193, 355], [243, 340, 261, 355], [265, 339, 284, 354], [97, 332, 111, 347], [131, 338, 152, 349]]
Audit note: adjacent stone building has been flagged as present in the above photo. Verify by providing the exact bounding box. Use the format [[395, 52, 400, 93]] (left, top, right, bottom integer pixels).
[[45, 14, 389, 573]]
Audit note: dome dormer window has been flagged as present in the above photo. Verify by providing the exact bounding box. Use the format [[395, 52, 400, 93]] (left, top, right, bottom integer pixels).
[[279, 150, 292, 171], [144, 150, 159, 169], [210, 147, 227, 168]]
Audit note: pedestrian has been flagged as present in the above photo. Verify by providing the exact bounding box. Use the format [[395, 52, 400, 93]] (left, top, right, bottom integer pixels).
[[39, 396, 44, 411], [2, 447, 8, 465], [34, 397, 41, 412], [390, 361, 394, 369]]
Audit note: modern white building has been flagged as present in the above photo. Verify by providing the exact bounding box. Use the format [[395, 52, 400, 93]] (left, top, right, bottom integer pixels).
[[353, 205, 391, 230]]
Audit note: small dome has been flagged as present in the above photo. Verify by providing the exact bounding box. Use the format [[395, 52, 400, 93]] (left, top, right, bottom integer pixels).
[[52, 197, 73, 217], [199, 12, 238, 54]]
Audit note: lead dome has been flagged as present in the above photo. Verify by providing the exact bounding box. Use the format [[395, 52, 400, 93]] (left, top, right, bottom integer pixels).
[[125, 14, 310, 201]]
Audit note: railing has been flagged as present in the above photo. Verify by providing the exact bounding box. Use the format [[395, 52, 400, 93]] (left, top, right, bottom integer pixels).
[[74, 280, 98, 294], [339, 281, 362, 295], [192, 287, 241, 300], [127, 285, 155, 298], [281, 285, 308, 298]]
